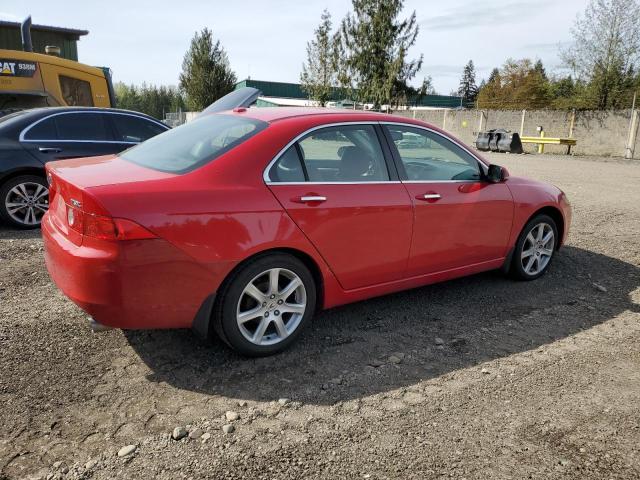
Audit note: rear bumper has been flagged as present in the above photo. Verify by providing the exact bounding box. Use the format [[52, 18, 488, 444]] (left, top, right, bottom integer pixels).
[[42, 212, 226, 330]]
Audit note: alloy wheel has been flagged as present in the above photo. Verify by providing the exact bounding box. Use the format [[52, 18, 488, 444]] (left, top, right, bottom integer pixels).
[[5, 182, 49, 226], [520, 222, 555, 276], [236, 268, 307, 346]]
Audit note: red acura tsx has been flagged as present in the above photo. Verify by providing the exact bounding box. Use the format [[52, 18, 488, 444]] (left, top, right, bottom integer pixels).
[[42, 89, 571, 356]]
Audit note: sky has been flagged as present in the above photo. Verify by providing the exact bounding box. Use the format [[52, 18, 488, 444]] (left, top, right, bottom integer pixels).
[[1, 0, 588, 95]]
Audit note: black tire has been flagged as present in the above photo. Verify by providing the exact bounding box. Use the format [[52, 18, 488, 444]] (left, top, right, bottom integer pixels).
[[0, 175, 49, 229], [212, 253, 317, 356], [510, 214, 558, 281]]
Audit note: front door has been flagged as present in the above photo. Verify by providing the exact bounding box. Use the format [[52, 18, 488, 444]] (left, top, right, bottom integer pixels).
[[383, 124, 513, 277], [266, 124, 413, 290]]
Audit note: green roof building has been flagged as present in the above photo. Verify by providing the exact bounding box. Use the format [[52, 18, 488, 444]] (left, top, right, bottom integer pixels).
[[234, 78, 467, 109], [0, 19, 88, 61]]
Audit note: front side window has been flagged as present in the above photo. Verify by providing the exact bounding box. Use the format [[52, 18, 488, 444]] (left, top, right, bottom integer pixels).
[[59, 75, 94, 106], [111, 114, 167, 143], [54, 113, 110, 141], [120, 114, 267, 173], [386, 125, 481, 181], [296, 125, 389, 182]]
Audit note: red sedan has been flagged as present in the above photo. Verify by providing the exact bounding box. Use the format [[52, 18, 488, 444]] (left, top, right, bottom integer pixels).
[[42, 93, 571, 356]]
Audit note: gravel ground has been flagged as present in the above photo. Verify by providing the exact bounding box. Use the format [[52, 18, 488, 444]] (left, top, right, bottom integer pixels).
[[1, 152, 639, 480]]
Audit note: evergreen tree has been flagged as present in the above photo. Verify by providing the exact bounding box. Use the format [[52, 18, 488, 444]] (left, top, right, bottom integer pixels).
[[300, 9, 338, 106], [457, 60, 478, 104], [534, 59, 548, 81], [179, 28, 236, 111], [339, 0, 423, 109]]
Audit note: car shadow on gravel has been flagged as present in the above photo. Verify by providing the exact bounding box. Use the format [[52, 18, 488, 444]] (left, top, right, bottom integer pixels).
[[126, 246, 639, 405]]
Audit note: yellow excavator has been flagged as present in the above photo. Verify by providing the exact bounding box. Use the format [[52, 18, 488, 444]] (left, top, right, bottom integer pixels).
[[0, 16, 115, 116]]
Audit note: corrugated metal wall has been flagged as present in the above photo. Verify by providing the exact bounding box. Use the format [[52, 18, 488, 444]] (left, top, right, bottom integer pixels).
[[0, 26, 79, 60]]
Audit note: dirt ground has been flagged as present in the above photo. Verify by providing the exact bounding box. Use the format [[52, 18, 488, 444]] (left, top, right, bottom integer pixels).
[[1, 152, 639, 480]]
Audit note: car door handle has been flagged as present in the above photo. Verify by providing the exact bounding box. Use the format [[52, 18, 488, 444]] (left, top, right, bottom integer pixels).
[[417, 193, 441, 200], [298, 196, 327, 203], [38, 147, 62, 154]]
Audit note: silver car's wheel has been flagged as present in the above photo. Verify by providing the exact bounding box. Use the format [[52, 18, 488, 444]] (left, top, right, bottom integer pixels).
[[236, 268, 307, 346], [0, 176, 49, 229], [520, 222, 555, 276]]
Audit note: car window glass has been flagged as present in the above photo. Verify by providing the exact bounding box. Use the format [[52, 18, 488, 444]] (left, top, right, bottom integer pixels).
[[387, 126, 481, 181], [54, 113, 110, 141], [120, 114, 267, 174], [111, 115, 167, 143], [268, 145, 305, 182], [297, 125, 389, 182], [24, 117, 57, 140], [59, 75, 94, 106]]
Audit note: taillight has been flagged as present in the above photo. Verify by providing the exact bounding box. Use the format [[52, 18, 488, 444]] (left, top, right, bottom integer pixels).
[[66, 204, 155, 241]]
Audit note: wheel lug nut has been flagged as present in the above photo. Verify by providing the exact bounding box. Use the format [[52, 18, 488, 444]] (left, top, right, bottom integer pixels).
[[264, 312, 269, 317], [277, 299, 283, 305], [274, 310, 280, 316], [270, 294, 275, 299], [262, 302, 267, 307]]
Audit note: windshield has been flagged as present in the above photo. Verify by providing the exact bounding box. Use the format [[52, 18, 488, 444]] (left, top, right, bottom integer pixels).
[[120, 114, 267, 173]]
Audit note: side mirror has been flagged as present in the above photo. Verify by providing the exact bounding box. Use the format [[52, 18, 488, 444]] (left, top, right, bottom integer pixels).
[[487, 164, 509, 183]]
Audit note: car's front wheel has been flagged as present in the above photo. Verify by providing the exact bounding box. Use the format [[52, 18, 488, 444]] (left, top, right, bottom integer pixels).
[[0, 175, 49, 229], [511, 214, 558, 280], [213, 253, 316, 356]]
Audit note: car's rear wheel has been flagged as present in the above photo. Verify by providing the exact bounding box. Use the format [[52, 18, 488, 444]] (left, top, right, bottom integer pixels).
[[213, 254, 316, 356], [510, 214, 558, 280], [0, 175, 49, 229]]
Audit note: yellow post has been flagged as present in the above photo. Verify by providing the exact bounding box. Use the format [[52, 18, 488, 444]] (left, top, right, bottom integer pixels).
[[538, 130, 545, 154]]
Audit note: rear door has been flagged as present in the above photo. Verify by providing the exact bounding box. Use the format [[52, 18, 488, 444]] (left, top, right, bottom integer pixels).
[[266, 123, 413, 290], [21, 111, 120, 164], [382, 124, 513, 276]]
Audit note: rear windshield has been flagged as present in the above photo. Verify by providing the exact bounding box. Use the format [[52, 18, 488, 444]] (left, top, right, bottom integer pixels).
[[120, 114, 267, 173]]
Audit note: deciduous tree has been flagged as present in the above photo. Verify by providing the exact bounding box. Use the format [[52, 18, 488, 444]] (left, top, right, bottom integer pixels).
[[561, 0, 640, 109]]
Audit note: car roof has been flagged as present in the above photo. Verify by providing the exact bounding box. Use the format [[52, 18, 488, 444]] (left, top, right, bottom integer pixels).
[[220, 107, 413, 124], [223, 107, 386, 123], [16, 106, 162, 119]]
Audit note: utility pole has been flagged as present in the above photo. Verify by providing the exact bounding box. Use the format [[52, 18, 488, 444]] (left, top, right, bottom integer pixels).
[[625, 91, 638, 159]]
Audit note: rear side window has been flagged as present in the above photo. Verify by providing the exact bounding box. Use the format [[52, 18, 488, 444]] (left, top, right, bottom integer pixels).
[[111, 114, 167, 142], [120, 114, 267, 173], [54, 113, 110, 141], [24, 117, 57, 140], [268, 146, 305, 182], [59, 76, 94, 106]]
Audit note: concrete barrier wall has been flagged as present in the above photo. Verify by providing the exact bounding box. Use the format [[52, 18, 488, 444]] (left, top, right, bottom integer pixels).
[[393, 109, 640, 158]]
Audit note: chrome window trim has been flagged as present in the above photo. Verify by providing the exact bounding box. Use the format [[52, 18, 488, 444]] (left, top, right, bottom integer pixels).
[[19, 110, 169, 143], [263, 120, 488, 185]]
